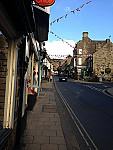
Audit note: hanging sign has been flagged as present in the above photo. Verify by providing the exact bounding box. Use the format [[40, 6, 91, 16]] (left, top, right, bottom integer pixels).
[[34, 0, 55, 6]]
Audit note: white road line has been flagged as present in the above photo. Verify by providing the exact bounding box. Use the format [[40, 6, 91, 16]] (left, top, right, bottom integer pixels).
[[55, 82, 98, 150], [82, 84, 102, 92], [102, 89, 113, 98]]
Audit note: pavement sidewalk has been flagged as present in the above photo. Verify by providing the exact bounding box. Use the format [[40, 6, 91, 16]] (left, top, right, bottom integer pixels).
[[20, 80, 68, 150]]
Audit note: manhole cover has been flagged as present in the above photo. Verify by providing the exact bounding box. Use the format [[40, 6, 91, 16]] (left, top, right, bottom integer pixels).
[[42, 105, 57, 113]]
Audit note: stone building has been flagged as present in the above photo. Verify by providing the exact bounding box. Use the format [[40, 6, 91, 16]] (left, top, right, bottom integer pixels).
[[93, 39, 113, 80], [73, 32, 113, 80], [0, 1, 50, 149]]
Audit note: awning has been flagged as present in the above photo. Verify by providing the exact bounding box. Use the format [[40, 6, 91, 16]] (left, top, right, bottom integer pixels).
[[0, 0, 35, 37], [33, 6, 49, 42]]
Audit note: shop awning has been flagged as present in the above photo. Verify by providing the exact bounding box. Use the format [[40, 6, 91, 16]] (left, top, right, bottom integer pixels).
[[0, 0, 35, 37], [33, 6, 49, 42]]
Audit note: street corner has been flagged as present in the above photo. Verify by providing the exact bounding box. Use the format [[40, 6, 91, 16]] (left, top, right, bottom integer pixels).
[[102, 87, 113, 98]]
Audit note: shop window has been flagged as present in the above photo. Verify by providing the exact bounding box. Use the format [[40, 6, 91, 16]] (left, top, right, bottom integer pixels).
[[79, 49, 82, 55], [78, 58, 82, 65]]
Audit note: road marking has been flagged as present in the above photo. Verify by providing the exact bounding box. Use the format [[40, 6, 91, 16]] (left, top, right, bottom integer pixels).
[[82, 84, 102, 92], [102, 89, 113, 98], [55, 82, 98, 150]]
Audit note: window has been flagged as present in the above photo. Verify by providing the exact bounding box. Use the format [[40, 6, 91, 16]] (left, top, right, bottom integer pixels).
[[78, 58, 82, 65], [79, 49, 82, 55], [74, 58, 76, 67]]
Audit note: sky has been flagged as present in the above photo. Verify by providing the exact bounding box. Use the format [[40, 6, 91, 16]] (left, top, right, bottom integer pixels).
[[45, 0, 113, 59]]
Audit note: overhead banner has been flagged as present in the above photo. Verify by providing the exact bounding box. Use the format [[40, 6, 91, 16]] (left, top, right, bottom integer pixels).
[[34, 0, 55, 6], [49, 30, 93, 56], [50, 1, 91, 26]]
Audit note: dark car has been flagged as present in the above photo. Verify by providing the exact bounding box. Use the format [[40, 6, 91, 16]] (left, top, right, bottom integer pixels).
[[59, 75, 67, 82]]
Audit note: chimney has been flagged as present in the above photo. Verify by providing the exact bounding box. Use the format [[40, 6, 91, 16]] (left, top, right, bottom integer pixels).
[[106, 39, 110, 43], [83, 32, 88, 39]]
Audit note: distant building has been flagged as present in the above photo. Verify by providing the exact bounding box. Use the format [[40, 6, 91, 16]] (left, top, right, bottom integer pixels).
[[73, 32, 113, 80]]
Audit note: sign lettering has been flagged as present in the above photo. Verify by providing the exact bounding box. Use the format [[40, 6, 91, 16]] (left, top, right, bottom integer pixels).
[[34, 0, 55, 6]]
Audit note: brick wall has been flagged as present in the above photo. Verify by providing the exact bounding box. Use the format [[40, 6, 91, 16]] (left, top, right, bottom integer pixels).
[[0, 48, 8, 130]]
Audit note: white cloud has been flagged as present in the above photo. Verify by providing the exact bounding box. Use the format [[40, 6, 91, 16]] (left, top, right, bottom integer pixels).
[[44, 40, 76, 59], [64, 6, 71, 12]]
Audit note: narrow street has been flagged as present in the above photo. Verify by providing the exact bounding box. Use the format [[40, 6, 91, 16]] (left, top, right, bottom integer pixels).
[[54, 76, 113, 150], [0, 1, 113, 149]]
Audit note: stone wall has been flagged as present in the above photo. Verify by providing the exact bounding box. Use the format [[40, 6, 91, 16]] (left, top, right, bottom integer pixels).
[[75, 32, 113, 80], [93, 42, 113, 80]]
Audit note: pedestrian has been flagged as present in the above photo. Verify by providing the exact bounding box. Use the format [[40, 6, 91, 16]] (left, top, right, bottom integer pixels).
[[50, 75, 52, 82]]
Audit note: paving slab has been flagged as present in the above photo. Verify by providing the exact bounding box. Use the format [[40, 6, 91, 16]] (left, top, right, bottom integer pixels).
[[20, 80, 67, 150]]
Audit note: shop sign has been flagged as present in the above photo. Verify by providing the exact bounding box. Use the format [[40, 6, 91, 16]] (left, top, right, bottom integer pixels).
[[34, 0, 55, 6]]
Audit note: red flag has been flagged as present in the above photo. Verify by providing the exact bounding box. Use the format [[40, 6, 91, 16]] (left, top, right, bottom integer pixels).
[[53, 20, 56, 23], [50, 31, 54, 34], [34, 71, 36, 75], [76, 8, 80, 11], [86, 1, 91, 4], [71, 10, 75, 14], [50, 22, 52, 26], [65, 14, 68, 18], [80, 4, 85, 8], [57, 36, 61, 39], [60, 16, 63, 19], [57, 18, 59, 22]]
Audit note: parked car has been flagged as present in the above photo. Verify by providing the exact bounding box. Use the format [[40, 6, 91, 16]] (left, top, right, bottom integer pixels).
[[59, 75, 67, 82]]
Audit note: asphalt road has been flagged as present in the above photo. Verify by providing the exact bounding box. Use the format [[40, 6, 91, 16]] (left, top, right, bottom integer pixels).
[[54, 76, 113, 150]]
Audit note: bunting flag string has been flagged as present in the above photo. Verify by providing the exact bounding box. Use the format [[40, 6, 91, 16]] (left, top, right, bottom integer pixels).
[[48, 54, 68, 56], [33, 71, 39, 75], [47, 54, 92, 58], [47, 54, 68, 58], [50, 1, 91, 26], [49, 30, 93, 57]]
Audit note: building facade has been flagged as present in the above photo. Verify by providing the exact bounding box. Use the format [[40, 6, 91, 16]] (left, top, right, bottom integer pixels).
[[93, 39, 113, 81], [0, 1, 50, 149], [73, 32, 113, 81]]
